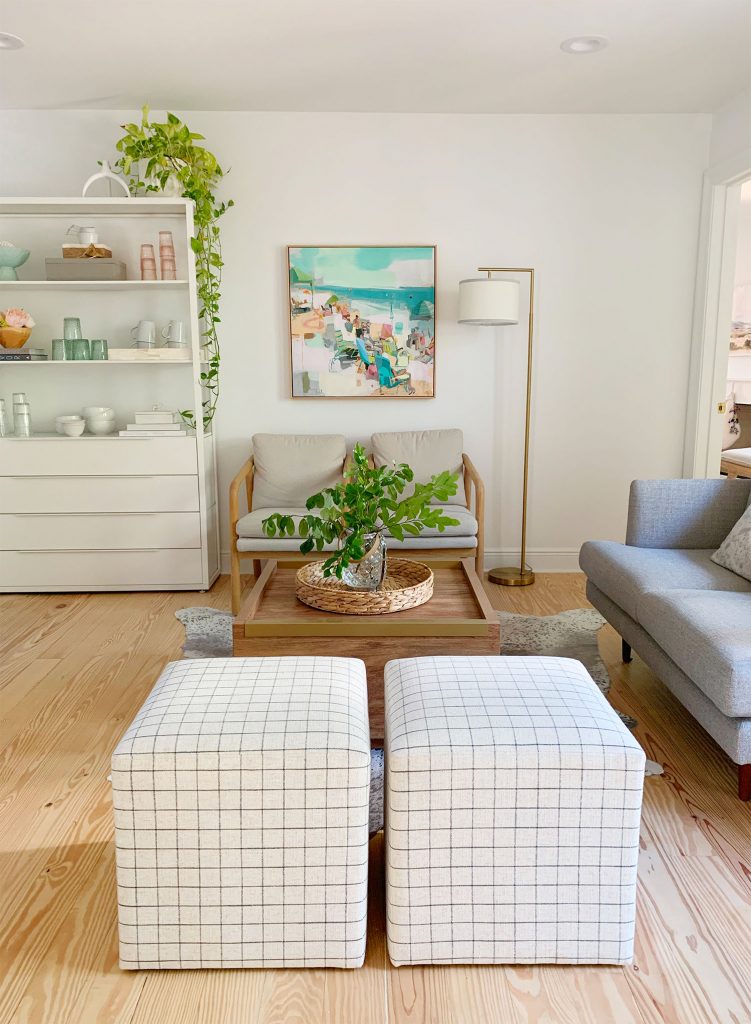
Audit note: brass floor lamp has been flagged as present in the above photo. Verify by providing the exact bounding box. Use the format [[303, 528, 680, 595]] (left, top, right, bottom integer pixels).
[[458, 267, 536, 586]]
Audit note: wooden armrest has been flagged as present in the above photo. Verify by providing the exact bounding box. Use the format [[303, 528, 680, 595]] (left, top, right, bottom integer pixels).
[[462, 453, 484, 504], [229, 456, 254, 535]]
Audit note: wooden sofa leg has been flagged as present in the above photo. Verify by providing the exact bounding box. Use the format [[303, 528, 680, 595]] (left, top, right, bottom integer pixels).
[[622, 639, 632, 664], [739, 764, 751, 801], [253, 559, 263, 578], [230, 549, 242, 617]]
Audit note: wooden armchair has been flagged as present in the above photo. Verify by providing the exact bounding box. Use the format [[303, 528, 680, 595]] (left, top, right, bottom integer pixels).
[[229, 431, 485, 615]]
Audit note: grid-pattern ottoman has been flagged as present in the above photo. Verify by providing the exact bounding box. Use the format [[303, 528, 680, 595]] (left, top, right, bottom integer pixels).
[[384, 656, 645, 966], [112, 656, 371, 969]]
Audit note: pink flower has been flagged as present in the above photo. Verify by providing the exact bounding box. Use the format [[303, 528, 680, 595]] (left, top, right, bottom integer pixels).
[[3, 307, 34, 328]]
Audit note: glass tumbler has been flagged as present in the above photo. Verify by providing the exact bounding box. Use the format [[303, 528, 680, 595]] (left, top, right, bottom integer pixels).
[[90, 338, 108, 360], [70, 338, 91, 360], [51, 338, 67, 360], [63, 317, 82, 340], [13, 402, 32, 437]]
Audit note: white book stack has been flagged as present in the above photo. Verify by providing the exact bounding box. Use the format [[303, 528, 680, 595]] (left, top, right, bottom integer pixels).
[[119, 411, 188, 437]]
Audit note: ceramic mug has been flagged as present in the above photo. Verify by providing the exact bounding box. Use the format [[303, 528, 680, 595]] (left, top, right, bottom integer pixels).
[[131, 320, 156, 347], [161, 320, 185, 345]]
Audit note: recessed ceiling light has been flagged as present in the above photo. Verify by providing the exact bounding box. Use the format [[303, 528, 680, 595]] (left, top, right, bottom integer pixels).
[[0, 32, 25, 50], [560, 36, 608, 55]]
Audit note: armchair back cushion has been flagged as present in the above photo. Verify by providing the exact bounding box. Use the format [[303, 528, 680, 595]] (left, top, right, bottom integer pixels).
[[251, 433, 346, 509], [371, 429, 465, 505]]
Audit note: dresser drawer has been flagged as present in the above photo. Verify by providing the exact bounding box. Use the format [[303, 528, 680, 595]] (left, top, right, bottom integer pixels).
[[0, 475, 199, 513], [0, 513, 201, 551], [0, 437, 197, 476], [0, 549, 204, 589]]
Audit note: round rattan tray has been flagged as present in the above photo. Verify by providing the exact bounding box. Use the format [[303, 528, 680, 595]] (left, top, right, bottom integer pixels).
[[296, 557, 434, 615]]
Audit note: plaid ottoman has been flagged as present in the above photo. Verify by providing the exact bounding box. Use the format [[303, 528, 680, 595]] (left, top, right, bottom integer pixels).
[[384, 656, 645, 966], [112, 657, 370, 969]]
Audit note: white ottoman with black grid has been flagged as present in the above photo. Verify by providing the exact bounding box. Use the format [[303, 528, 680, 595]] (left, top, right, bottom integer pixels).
[[112, 656, 371, 970], [384, 656, 645, 966]]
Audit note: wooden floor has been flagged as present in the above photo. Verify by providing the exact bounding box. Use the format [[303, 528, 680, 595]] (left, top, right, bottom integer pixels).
[[1, 573, 749, 1024]]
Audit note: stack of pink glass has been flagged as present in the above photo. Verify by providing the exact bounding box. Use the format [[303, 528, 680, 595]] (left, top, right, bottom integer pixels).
[[159, 231, 177, 280], [140, 243, 157, 281]]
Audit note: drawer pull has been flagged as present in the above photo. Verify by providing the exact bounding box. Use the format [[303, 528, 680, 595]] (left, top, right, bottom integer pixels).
[[7, 475, 160, 481], [16, 548, 162, 554], [11, 512, 157, 517]]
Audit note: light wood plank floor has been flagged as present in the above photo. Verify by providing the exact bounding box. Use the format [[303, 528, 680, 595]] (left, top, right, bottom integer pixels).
[[1, 574, 749, 1024]]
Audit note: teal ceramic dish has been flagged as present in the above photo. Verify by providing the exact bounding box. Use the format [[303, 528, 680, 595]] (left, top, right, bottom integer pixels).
[[0, 246, 30, 281]]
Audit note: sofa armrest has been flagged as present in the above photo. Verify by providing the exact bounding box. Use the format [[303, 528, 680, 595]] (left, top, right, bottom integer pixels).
[[229, 456, 254, 543], [626, 478, 751, 549], [462, 453, 485, 569]]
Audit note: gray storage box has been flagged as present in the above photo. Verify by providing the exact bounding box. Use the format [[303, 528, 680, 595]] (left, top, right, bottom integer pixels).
[[45, 258, 127, 281]]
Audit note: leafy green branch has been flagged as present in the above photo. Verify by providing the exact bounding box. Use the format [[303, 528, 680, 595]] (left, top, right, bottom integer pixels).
[[262, 444, 460, 579], [114, 106, 233, 429]]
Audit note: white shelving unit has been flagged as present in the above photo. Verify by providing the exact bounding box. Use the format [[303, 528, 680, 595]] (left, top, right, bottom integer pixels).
[[0, 197, 220, 592]]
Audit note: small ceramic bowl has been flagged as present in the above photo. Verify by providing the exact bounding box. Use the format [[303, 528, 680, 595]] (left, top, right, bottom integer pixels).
[[82, 406, 115, 419], [62, 419, 86, 437], [56, 414, 84, 435], [0, 326, 32, 349], [86, 417, 117, 435]]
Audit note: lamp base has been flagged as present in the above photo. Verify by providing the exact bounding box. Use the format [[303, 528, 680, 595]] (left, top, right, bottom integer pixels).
[[488, 565, 535, 587]]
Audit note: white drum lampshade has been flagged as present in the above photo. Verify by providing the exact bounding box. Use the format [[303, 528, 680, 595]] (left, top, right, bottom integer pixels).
[[458, 278, 520, 326]]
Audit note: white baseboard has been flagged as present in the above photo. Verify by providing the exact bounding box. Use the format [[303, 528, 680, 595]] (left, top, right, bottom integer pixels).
[[483, 548, 581, 573], [220, 548, 581, 575]]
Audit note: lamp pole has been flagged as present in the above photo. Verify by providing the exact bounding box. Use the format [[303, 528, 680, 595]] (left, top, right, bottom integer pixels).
[[476, 267, 536, 587]]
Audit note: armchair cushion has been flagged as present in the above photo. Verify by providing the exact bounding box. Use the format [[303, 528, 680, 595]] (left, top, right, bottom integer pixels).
[[251, 433, 346, 510], [371, 429, 465, 505], [236, 503, 476, 544]]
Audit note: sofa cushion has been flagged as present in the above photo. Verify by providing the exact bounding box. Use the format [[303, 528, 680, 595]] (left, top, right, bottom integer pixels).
[[251, 433, 346, 509], [579, 541, 751, 622], [637, 590, 751, 717], [237, 503, 476, 541], [371, 429, 465, 505], [711, 500, 751, 583], [722, 446, 751, 467]]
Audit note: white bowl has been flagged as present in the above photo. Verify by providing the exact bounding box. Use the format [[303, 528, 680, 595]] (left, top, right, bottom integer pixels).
[[86, 417, 117, 435], [56, 414, 84, 435], [82, 406, 114, 419], [62, 419, 86, 437]]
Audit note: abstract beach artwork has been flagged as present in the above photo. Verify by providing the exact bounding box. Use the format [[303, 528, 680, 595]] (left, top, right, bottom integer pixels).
[[288, 245, 435, 397]]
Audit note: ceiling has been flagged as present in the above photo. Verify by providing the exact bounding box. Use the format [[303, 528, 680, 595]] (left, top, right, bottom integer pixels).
[[0, 0, 749, 113]]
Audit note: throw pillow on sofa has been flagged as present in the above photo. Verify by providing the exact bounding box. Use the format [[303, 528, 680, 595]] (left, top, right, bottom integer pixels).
[[712, 499, 751, 582]]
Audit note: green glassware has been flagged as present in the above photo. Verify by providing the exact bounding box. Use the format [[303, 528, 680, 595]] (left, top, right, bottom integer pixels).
[[51, 338, 67, 361], [90, 338, 108, 360], [70, 338, 91, 360], [63, 317, 82, 341]]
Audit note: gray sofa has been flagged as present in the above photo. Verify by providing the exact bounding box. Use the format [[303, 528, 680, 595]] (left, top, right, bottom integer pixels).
[[580, 479, 751, 799]]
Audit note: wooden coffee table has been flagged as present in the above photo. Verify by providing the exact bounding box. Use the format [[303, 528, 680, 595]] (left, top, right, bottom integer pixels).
[[233, 557, 500, 743]]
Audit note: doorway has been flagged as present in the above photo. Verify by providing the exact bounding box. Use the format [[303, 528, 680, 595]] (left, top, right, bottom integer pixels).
[[721, 180, 751, 477], [684, 155, 751, 478]]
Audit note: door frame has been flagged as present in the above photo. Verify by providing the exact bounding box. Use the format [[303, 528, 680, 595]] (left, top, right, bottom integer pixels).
[[684, 148, 751, 477]]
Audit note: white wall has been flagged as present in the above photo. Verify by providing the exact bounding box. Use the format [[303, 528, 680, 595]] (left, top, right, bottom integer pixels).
[[0, 110, 710, 570], [709, 87, 751, 168]]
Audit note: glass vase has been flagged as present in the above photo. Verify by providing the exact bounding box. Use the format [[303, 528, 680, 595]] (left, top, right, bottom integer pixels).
[[341, 530, 386, 590]]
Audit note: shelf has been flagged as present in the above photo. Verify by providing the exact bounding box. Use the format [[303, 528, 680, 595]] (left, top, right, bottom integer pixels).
[[0, 359, 193, 366], [0, 432, 197, 441], [0, 197, 192, 217], [0, 280, 189, 291]]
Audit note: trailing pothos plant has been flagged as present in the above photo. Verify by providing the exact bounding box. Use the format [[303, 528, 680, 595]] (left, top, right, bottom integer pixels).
[[114, 107, 233, 429], [262, 443, 460, 579]]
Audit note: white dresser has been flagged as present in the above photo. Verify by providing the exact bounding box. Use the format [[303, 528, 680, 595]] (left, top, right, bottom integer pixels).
[[0, 197, 219, 592]]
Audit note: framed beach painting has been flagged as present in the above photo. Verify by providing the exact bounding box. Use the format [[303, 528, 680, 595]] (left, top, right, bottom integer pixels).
[[288, 245, 436, 397]]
